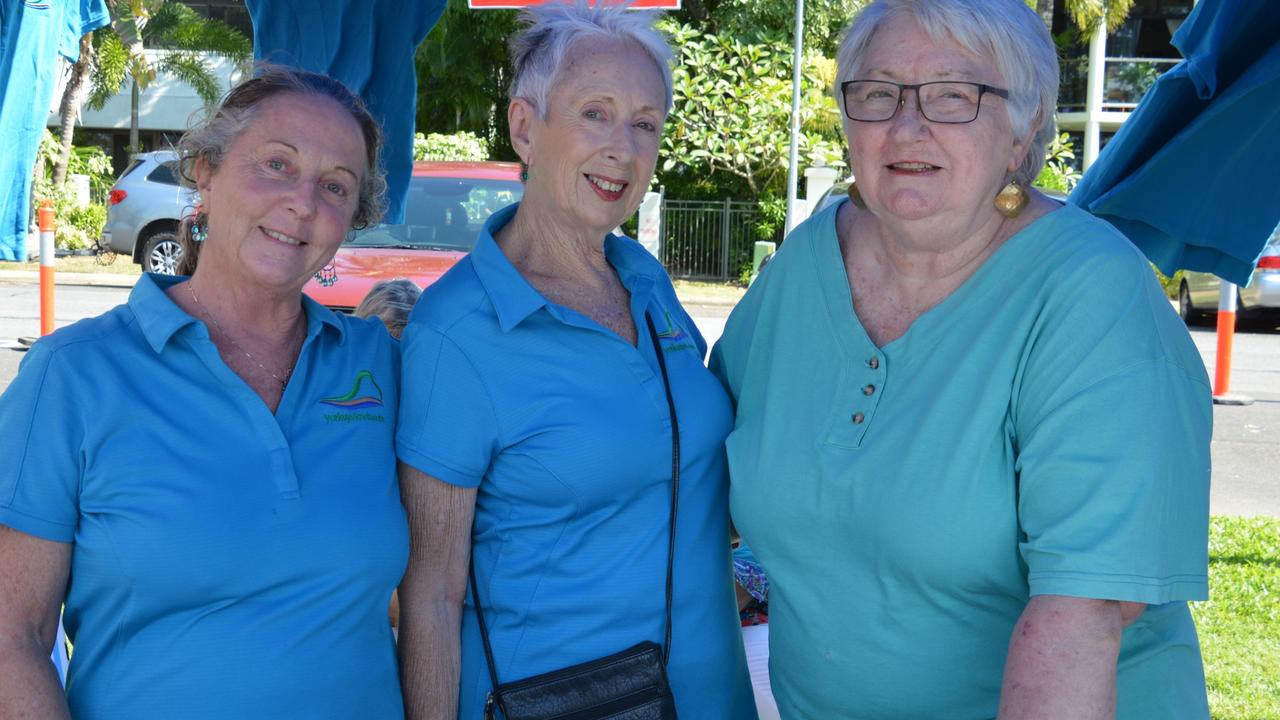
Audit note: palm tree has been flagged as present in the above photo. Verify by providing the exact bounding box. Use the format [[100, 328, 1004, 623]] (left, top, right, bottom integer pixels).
[[85, 0, 251, 155], [1064, 0, 1137, 34], [51, 33, 96, 188], [1032, 0, 1138, 34]]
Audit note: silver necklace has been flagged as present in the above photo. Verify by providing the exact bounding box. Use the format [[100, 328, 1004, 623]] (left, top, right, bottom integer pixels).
[[187, 281, 300, 391]]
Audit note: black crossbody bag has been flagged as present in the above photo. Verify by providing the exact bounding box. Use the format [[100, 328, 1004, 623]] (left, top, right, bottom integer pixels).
[[471, 313, 681, 720]]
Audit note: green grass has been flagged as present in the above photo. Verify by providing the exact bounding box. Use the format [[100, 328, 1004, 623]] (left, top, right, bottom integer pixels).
[[1197, 516, 1280, 719], [0, 254, 140, 275]]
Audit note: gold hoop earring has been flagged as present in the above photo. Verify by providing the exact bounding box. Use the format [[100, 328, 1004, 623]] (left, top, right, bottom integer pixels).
[[847, 181, 866, 209], [993, 181, 1028, 219]]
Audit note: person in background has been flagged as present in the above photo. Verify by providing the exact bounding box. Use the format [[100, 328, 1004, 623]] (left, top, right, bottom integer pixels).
[[0, 66, 407, 719], [355, 278, 423, 341], [711, 0, 1212, 717], [394, 3, 756, 718]]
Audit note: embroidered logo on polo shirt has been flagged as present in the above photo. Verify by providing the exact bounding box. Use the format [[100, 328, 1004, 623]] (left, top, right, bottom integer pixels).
[[320, 370, 386, 424], [655, 310, 696, 355]]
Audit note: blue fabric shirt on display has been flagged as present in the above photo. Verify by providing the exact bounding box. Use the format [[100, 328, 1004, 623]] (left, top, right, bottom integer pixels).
[[396, 203, 758, 719], [0, 274, 408, 719], [711, 200, 1213, 720], [0, 0, 109, 260], [244, 0, 445, 224]]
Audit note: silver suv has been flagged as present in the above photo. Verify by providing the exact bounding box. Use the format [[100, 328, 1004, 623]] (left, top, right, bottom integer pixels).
[[103, 151, 197, 274]]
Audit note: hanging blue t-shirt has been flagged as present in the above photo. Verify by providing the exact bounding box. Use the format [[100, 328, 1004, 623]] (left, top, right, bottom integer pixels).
[[245, 0, 446, 224], [0, 0, 108, 260]]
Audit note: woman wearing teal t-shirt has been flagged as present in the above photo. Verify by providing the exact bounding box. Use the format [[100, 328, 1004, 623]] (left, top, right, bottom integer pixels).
[[711, 1, 1212, 718]]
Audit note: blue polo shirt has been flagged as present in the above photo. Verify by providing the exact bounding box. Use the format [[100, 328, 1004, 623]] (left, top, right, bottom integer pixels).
[[711, 201, 1212, 719], [0, 274, 408, 719], [397, 203, 757, 719]]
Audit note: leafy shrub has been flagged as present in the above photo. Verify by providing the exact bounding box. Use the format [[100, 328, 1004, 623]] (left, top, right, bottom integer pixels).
[[413, 131, 489, 162]]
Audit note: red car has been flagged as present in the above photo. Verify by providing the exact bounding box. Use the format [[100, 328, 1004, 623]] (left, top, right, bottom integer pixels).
[[304, 161, 523, 311]]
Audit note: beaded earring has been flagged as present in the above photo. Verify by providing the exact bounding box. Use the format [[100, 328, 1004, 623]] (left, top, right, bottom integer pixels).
[[314, 263, 338, 287], [190, 206, 208, 243]]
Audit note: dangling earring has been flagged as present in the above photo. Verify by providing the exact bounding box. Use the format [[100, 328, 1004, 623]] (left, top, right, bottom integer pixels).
[[993, 181, 1029, 219], [846, 181, 866, 209], [520, 162, 530, 183], [190, 213, 208, 243], [314, 262, 338, 287]]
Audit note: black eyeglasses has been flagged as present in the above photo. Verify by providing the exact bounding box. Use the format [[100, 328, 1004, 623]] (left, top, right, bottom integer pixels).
[[840, 80, 1010, 124]]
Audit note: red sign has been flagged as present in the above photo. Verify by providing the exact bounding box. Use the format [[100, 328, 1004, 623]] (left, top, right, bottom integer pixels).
[[470, 0, 679, 7]]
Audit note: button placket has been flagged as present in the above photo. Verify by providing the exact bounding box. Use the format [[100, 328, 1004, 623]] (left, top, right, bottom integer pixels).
[[849, 355, 882, 427]]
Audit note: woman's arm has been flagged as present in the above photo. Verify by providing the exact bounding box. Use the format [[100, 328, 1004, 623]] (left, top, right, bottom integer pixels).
[[397, 462, 476, 720], [0, 526, 72, 719], [997, 594, 1146, 719]]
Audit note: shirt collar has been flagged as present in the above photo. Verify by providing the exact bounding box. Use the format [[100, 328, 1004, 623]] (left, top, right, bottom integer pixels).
[[470, 202, 662, 333], [131, 273, 346, 353]]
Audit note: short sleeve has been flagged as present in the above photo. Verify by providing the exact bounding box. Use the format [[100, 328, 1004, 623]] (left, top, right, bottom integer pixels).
[[0, 343, 83, 542], [709, 267, 768, 407], [395, 323, 499, 488], [1014, 248, 1212, 605]]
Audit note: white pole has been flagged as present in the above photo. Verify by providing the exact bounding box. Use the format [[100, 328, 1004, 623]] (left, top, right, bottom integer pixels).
[[784, 0, 805, 235], [1083, 21, 1107, 170]]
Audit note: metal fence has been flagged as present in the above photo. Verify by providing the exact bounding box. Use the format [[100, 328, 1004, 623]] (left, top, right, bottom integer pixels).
[[660, 199, 775, 282]]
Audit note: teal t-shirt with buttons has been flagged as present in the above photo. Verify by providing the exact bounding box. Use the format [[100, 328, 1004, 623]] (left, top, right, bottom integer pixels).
[[0, 274, 407, 719], [710, 200, 1212, 719]]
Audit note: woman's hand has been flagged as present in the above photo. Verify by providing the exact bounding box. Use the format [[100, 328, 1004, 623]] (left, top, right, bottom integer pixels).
[[396, 462, 476, 720], [0, 526, 72, 719], [997, 594, 1146, 719]]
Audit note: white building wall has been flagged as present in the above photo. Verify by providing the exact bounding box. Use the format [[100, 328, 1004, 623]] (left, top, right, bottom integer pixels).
[[48, 51, 242, 133]]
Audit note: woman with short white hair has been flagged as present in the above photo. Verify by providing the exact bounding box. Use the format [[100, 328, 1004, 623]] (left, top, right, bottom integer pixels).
[[712, 0, 1212, 717], [395, 3, 756, 719]]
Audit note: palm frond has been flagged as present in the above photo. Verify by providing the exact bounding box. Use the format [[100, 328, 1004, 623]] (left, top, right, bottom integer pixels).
[[87, 30, 129, 110], [158, 52, 222, 106], [1065, 0, 1137, 34], [149, 2, 251, 60]]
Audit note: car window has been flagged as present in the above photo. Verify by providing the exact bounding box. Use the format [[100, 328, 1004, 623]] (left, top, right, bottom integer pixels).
[[118, 158, 146, 180], [346, 175, 522, 251], [146, 162, 180, 186]]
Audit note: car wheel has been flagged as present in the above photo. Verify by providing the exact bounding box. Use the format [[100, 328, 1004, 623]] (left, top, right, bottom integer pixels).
[[1177, 280, 1198, 325], [142, 231, 183, 275]]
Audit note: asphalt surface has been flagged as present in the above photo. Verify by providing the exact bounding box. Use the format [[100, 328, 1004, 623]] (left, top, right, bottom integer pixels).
[[2, 278, 1276, 517]]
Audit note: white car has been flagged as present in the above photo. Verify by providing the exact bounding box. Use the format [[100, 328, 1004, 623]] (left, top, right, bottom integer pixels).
[[1179, 229, 1280, 324], [102, 151, 198, 274]]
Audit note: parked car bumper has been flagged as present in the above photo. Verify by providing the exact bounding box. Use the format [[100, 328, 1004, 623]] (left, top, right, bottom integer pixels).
[[1244, 271, 1280, 309]]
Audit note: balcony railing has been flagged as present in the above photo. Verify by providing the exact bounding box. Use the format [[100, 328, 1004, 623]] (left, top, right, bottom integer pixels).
[[1058, 57, 1181, 112]]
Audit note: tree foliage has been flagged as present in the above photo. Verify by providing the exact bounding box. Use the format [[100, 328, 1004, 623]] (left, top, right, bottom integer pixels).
[[671, 0, 869, 56], [657, 21, 846, 200], [413, 131, 489, 162], [88, 1, 250, 110], [86, 0, 250, 153], [415, 0, 520, 161]]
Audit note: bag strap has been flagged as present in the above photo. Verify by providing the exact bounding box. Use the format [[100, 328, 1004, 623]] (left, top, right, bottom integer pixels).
[[469, 310, 682, 690], [648, 311, 681, 665]]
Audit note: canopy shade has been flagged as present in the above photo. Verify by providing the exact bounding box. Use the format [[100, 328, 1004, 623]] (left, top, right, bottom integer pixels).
[[1069, 0, 1280, 287]]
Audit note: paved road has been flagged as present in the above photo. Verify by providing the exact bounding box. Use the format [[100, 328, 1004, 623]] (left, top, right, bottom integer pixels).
[[3, 282, 1277, 516]]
